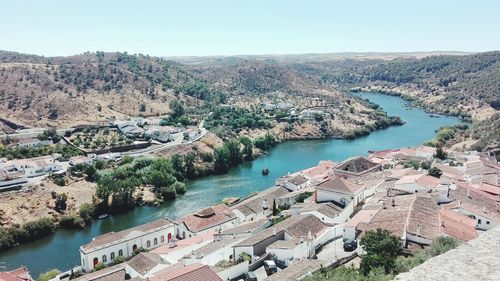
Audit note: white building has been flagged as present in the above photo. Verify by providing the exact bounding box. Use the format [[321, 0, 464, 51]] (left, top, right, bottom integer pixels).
[[69, 156, 93, 166], [314, 177, 364, 207], [17, 138, 52, 148], [3, 155, 62, 178], [278, 174, 310, 192], [177, 205, 237, 239], [393, 174, 441, 194], [79, 219, 177, 272]]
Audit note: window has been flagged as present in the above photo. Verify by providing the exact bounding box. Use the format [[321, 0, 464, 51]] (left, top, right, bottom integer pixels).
[[154, 238, 158, 245], [147, 240, 151, 248], [487, 221, 490, 225], [110, 252, 115, 260], [93, 258, 98, 268], [161, 236, 165, 243], [118, 249, 123, 256], [478, 219, 482, 224], [102, 255, 107, 263]]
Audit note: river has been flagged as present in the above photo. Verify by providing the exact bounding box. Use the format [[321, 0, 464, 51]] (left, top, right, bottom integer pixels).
[[0, 92, 461, 277]]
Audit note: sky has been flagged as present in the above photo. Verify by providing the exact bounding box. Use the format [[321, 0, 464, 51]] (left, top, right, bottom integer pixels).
[[1, 0, 499, 57]]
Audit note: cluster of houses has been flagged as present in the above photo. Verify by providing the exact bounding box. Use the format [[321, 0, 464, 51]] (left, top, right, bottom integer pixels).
[[42, 145, 499, 281], [112, 117, 192, 143], [0, 154, 64, 191]]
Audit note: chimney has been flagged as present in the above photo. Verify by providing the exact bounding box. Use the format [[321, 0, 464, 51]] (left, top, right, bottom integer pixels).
[[272, 225, 276, 236], [383, 201, 387, 209], [391, 199, 396, 207]]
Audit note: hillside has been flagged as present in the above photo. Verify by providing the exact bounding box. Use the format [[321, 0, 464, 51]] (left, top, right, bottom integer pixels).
[[316, 51, 500, 119]]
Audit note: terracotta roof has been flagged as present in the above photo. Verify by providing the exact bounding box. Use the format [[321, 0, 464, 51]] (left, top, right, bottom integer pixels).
[[150, 263, 222, 281], [300, 202, 344, 218], [265, 259, 326, 281], [345, 209, 379, 228], [439, 208, 478, 241], [267, 239, 302, 249], [302, 160, 336, 178], [289, 175, 308, 185], [406, 196, 440, 241], [127, 252, 163, 275], [474, 182, 500, 196], [415, 175, 440, 188], [361, 195, 417, 239], [334, 157, 380, 176], [81, 219, 175, 252], [180, 204, 236, 233], [316, 177, 363, 194], [230, 186, 289, 216], [0, 268, 32, 281], [236, 215, 327, 247]]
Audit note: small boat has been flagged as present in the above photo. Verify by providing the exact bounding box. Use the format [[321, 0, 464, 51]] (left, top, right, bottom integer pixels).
[[98, 214, 109, 219], [262, 168, 269, 175]]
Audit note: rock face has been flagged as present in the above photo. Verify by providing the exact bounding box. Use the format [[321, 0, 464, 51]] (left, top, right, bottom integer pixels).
[[395, 226, 500, 281]]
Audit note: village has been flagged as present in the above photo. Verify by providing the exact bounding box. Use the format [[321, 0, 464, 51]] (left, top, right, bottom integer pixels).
[[3, 143, 497, 281], [0, 116, 206, 193]]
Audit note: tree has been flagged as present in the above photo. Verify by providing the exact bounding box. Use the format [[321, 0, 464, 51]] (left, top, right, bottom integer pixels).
[[226, 139, 243, 166], [84, 164, 97, 181], [214, 146, 230, 174], [272, 199, 278, 216], [183, 153, 196, 179], [55, 193, 68, 211], [434, 146, 447, 160], [38, 269, 61, 281], [428, 167, 443, 178], [240, 136, 253, 161], [79, 203, 94, 222], [360, 228, 402, 275], [170, 100, 185, 118]]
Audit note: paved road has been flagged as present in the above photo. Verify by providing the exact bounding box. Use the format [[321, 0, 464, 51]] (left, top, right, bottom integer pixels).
[[317, 237, 359, 262]]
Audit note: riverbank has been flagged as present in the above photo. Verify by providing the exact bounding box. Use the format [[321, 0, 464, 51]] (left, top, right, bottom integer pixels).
[[0, 103, 403, 233], [0, 93, 462, 277]]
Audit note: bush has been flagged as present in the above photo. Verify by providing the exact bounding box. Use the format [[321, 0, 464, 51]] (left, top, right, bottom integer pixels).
[[55, 193, 68, 212], [79, 203, 94, 222], [38, 269, 61, 281], [94, 262, 106, 271], [59, 215, 85, 229], [172, 181, 187, 195], [53, 177, 65, 186], [113, 256, 125, 265], [428, 167, 443, 178], [160, 187, 176, 200]]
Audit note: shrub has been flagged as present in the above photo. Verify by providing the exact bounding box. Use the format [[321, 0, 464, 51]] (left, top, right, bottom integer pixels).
[[38, 269, 61, 281], [172, 181, 187, 195], [59, 215, 85, 229], [79, 203, 94, 222]]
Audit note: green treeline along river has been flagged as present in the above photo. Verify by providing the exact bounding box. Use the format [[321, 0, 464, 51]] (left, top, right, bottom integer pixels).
[[0, 93, 461, 277]]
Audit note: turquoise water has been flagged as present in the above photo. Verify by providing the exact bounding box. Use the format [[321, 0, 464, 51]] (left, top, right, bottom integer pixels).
[[0, 93, 460, 277]]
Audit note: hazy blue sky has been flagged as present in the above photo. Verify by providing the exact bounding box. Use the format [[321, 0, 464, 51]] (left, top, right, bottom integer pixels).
[[1, 0, 499, 56]]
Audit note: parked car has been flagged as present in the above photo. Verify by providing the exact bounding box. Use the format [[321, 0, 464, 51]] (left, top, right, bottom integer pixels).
[[343, 239, 358, 252], [264, 260, 278, 276], [243, 271, 257, 281]]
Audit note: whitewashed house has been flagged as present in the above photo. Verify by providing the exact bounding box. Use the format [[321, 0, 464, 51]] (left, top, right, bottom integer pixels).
[[69, 156, 93, 166], [17, 138, 52, 148], [177, 205, 237, 239], [314, 177, 364, 207], [79, 219, 177, 272]]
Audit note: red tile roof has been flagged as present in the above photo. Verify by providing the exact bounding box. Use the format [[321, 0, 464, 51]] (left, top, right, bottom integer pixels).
[[150, 263, 222, 281], [0, 268, 32, 281], [439, 208, 478, 241], [180, 204, 236, 233], [316, 176, 363, 194]]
